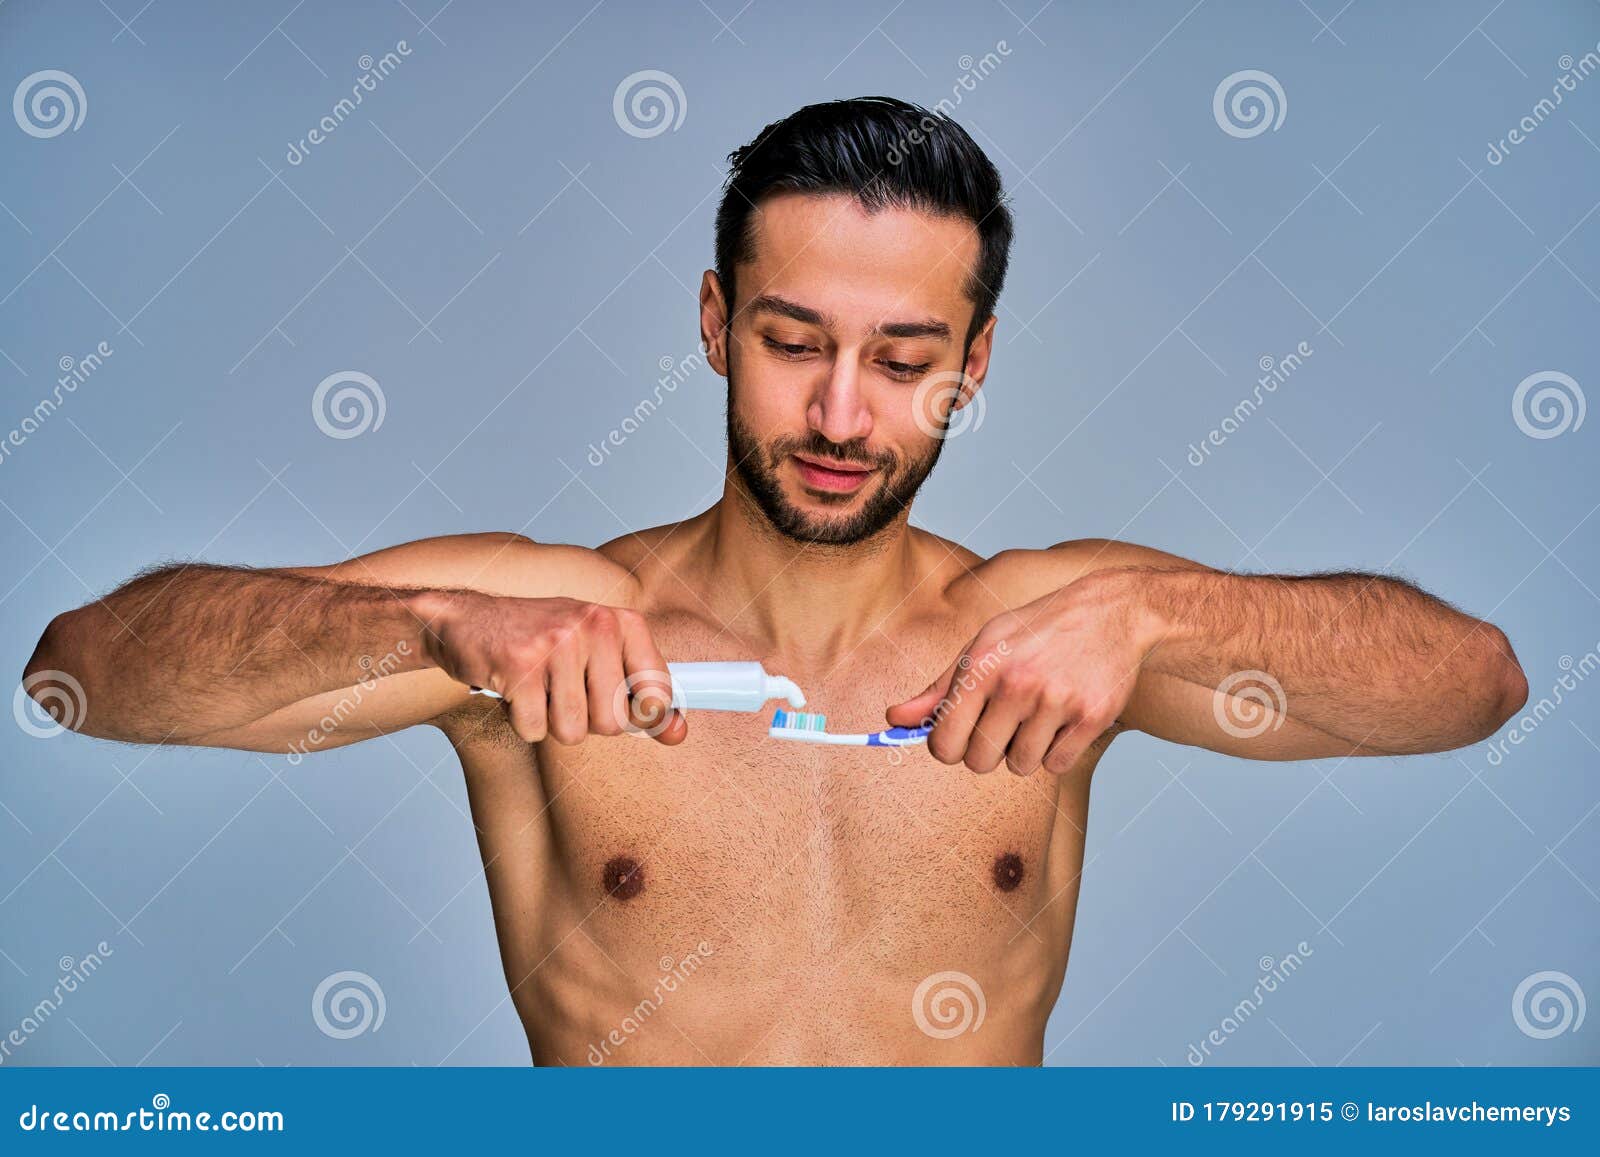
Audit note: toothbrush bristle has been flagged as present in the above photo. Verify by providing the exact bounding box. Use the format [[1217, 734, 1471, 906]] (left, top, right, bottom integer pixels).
[[771, 709, 826, 731]]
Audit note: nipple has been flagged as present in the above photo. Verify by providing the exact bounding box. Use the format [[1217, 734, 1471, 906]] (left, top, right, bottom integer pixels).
[[993, 852, 1025, 892], [603, 856, 645, 901]]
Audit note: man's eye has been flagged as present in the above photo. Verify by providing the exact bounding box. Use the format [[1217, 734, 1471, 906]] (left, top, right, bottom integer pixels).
[[763, 337, 814, 358], [882, 360, 931, 380]]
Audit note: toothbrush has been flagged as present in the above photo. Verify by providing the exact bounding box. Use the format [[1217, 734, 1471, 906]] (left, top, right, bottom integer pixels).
[[768, 709, 931, 747]]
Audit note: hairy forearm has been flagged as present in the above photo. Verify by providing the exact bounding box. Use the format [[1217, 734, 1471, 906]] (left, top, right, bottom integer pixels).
[[23, 565, 442, 742], [1121, 567, 1529, 753]]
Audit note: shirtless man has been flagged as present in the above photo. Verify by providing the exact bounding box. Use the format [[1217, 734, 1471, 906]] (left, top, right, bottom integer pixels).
[[22, 97, 1527, 1065]]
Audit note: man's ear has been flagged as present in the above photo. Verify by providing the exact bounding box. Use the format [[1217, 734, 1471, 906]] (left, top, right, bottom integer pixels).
[[699, 270, 731, 376], [950, 314, 996, 411]]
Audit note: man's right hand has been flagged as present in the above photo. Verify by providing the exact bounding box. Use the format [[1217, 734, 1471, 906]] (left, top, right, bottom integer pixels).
[[419, 592, 686, 746], [22, 532, 664, 751]]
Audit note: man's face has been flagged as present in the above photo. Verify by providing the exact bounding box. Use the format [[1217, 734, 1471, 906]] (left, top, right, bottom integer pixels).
[[704, 192, 994, 546]]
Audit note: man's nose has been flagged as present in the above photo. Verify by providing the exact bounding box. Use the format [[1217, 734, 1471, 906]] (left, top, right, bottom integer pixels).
[[807, 360, 873, 445]]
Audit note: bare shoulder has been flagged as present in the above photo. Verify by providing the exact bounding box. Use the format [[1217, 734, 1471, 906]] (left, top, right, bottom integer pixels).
[[594, 520, 696, 572], [957, 537, 1212, 609], [286, 530, 643, 607]]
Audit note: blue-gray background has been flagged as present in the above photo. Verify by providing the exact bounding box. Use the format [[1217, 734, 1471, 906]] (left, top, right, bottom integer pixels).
[[1, 0, 1596, 1066]]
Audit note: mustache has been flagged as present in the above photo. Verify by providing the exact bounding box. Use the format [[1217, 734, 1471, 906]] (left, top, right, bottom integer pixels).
[[769, 431, 897, 472]]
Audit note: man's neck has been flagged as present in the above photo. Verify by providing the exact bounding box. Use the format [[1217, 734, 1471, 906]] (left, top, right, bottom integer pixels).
[[695, 480, 924, 666]]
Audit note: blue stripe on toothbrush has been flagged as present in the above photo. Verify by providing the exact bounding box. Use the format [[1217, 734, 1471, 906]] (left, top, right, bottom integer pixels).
[[866, 725, 931, 746]]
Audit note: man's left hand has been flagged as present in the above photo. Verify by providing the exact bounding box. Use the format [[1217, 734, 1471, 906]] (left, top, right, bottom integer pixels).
[[885, 570, 1153, 775]]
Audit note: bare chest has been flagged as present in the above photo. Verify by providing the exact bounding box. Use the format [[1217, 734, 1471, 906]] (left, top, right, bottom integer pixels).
[[444, 608, 1102, 975]]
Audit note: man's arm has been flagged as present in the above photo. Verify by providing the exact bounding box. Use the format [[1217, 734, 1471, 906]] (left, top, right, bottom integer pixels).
[[25, 560, 441, 744], [889, 539, 1529, 773], [1121, 563, 1527, 756], [21, 532, 684, 750]]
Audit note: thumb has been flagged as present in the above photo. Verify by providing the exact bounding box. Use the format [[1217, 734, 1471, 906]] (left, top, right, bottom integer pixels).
[[652, 709, 689, 747], [886, 659, 958, 727]]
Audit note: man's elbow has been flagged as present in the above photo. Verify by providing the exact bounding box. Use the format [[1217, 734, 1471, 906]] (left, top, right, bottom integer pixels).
[[20, 610, 94, 735], [1479, 625, 1528, 739]]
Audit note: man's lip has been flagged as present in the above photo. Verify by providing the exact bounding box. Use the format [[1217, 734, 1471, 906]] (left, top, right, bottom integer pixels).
[[792, 453, 875, 493], [793, 452, 872, 474]]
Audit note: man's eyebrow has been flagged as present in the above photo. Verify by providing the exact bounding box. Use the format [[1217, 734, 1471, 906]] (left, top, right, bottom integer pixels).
[[746, 293, 951, 342], [875, 317, 951, 342], [747, 294, 833, 329]]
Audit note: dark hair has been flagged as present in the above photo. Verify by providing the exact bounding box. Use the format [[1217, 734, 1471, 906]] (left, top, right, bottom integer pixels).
[[714, 96, 1014, 350]]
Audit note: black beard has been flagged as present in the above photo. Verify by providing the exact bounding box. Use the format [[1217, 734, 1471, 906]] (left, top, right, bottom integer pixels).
[[726, 404, 944, 546]]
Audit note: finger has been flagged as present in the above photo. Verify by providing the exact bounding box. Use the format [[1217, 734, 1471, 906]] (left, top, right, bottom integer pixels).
[[617, 611, 684, 745], [506, 685, 548, 744], [546, 645, 589, 745], [585, 644, 627, 738], [963, 696, 1027, 774], [652, 709, 689, 747], [1041, 716, 1096, 776], [627, 677, 675, 734], [885, 658, 958, 728], [926, 656, 988, 766], [1004, 712, 1061, 777]]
